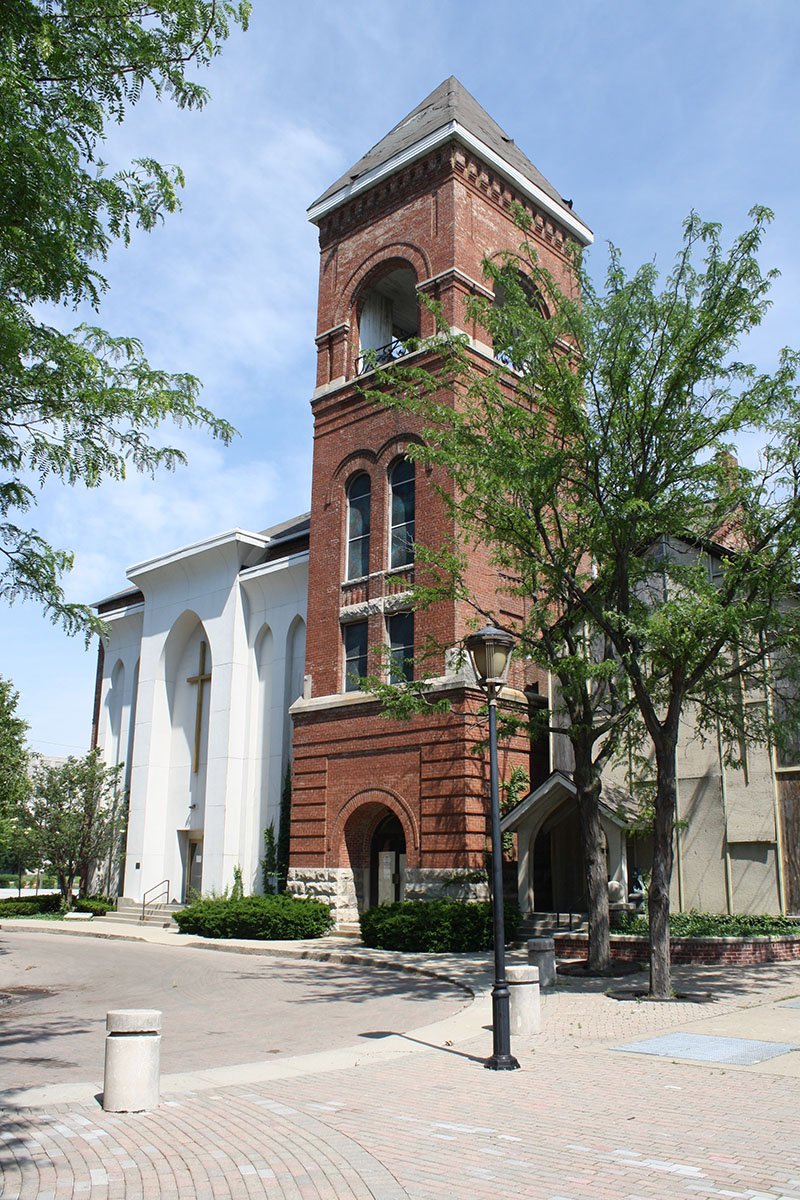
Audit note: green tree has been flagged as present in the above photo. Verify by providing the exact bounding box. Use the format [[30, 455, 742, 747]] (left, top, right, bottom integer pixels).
[[28, 749, 124, 900], [1, 1, 249, 634], [276, 765, 293, 891], [0, 675, 33, 881], [365, 278, 636, 975], [369, 206, 800, 995]]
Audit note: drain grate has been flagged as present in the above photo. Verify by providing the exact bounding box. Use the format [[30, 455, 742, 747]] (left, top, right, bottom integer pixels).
[[613, 1033, 799, 1065]]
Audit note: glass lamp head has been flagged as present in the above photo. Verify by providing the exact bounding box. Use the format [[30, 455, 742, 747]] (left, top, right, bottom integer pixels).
[[464, 626, 515, 691]]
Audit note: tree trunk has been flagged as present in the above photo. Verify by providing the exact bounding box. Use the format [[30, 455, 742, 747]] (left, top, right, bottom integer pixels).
[[649, 737, 678, 998], [575, 760, 610, 972]]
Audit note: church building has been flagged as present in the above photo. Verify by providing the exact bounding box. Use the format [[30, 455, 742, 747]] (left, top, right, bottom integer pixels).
[[92, 79, 800, 921]]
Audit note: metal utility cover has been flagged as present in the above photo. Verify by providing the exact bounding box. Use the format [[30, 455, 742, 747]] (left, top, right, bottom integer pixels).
[[614, 1033, 799, 1065]]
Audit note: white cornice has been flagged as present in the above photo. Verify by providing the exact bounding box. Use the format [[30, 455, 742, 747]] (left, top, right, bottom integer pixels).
[[127, 529, 269, 582], [98, 601, 145, 622], [239, 550, 310, 581], [308, 120, 593, 247]]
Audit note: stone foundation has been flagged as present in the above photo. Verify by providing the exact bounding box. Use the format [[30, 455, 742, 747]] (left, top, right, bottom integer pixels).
[[286, 867, 360, 924], [403, 868, 490, 904], [287, 865, 489, 928]]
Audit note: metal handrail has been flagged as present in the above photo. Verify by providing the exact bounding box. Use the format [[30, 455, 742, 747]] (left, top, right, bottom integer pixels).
[[142, 879, 169, 920], [356, 336, 411, 375]]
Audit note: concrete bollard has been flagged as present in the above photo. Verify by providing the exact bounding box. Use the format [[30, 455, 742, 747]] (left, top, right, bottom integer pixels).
[[527, 936, 557, 988], [506, 964, 540, 1037], [103, 1009, 162, 1113]]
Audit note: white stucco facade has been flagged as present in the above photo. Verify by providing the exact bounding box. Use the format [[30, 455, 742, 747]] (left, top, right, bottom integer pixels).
[[94, 521, 309, 904]]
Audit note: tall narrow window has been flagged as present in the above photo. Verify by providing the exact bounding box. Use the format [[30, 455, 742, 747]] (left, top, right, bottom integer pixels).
[[343, 622, 368, 692], [389, 458, 415, 568], [388, 612, 414, 683], [347, 473, 371, 579]]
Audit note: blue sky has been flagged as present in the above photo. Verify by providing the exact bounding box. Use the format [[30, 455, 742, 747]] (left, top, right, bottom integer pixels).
[[4, 0, 800, 755]]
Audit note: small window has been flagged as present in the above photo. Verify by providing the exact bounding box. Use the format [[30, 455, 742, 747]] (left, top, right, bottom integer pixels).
[[346, 474, 371, 579], [389, 458, 415, 568], [343, 621, 368, 692], [388, 612, 414, 683]]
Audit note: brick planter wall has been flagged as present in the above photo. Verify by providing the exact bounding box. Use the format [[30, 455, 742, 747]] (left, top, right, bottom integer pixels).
[[553, 932, 800, 965]]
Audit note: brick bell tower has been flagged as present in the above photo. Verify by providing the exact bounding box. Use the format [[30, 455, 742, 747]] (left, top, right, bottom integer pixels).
[[288, 78, 593, 924]]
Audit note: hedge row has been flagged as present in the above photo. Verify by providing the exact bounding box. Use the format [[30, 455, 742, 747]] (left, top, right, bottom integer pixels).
[[0, 893, 62, 916], [616, 910, 800, 938], [173, 894, 334, 940], [74, 897, 116, 915], [359, 899, 522, 953]]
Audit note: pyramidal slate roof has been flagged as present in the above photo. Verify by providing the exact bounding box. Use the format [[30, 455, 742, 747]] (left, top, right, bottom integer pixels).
[[309, 77, 591, 245]]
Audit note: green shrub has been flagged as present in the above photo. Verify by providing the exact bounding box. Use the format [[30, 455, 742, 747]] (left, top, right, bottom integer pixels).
[[0, 893, 63, 916], [74, 896, 116, 915], [615, 910, 800, 938], [173, 894, 334, 940], [359, 899, 522, 953]]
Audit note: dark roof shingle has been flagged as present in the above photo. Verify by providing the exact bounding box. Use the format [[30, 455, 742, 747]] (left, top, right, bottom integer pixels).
[[310, 76, 587, 234]]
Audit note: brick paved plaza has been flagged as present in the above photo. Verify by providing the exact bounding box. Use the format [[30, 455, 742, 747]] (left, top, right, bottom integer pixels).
[[1, 924, 799, 1198]]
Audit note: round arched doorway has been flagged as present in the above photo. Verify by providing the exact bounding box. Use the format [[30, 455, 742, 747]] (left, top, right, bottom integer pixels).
[[369, 812, 406, 907]]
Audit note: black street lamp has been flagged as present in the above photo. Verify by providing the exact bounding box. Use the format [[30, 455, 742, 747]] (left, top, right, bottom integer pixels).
[[465, 624, 520, 1072]]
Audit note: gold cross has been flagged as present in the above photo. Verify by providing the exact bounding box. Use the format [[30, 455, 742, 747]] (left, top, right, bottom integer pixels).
[[186, 640, 211, 774]]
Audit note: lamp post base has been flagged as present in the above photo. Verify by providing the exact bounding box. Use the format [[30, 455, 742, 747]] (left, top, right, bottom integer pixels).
[[484, 1053, 521, 1071]]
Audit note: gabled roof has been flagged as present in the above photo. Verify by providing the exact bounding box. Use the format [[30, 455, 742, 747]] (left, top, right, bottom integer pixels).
[[500, 770, 638, 835], [308, 77, 592, 246]]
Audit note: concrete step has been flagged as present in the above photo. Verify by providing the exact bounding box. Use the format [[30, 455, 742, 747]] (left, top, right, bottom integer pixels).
[[334, 923, 362, 939], [101, 912, 176, 929], [517, 911, 590, 938]]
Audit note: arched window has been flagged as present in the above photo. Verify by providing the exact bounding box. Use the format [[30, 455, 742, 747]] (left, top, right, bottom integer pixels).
[[389, 458, 415, 569], [346, 473, 371, 579]]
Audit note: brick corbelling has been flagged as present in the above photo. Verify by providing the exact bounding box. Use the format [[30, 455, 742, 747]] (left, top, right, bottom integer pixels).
[[317, 142, 581, 270], [317, 149, 454, 250]]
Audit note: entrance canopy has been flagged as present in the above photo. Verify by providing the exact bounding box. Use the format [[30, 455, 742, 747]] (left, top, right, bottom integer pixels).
[[501, 771, 636, 916]]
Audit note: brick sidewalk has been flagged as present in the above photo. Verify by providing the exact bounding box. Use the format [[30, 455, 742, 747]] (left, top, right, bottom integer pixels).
[[2, 958, 800, 1199]]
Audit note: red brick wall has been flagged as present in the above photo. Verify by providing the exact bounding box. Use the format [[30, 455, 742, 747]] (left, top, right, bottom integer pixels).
[[293, 138, 573, 875], [292, 692, 530, 868], [553, 933, 800, 965]]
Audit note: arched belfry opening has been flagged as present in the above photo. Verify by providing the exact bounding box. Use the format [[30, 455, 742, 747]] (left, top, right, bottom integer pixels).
[[357, 266, 419, 371]]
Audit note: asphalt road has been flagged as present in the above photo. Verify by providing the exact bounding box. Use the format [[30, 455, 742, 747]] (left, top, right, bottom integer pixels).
[[0, 930, 467, 1089]]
